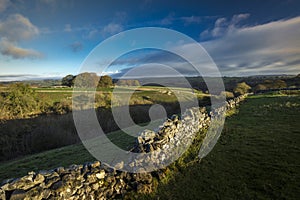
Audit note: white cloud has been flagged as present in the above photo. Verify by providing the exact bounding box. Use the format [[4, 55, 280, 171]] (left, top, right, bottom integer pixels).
[[0, 14, 42, 59], [0, 14, 39, 42], [64, 24, 72, 32], [102, 23, 123, 35], [110, 16, 300, 77], [86, 23, 123, 39], [0, 0, 10, 12], [69, 41, 83, 53], [231, 13, 250, 24], [201, 13, 250, 39], [0, 38, 43, 59], [202, 16, 300, 75], [160, 13, 174, 25], [181, 16, 202, 25], [86, 11, 127, 39]]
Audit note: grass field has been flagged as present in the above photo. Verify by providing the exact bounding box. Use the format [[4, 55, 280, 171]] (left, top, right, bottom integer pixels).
[[0, 119, 164, 181], [0, 128, 127, 181], [33, 86, 206, 107], [1, 93, 299, 199], [147, 93, 300, 199]]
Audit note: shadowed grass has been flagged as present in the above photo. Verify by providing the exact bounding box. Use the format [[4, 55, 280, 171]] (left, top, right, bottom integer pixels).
[[145, 94, 300, 199], [0, 119, 165, 182], [0, 128, 135, 182]]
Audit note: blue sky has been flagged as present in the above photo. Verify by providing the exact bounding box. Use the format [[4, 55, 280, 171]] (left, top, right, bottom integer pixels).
[[0, 0, 300, 81]]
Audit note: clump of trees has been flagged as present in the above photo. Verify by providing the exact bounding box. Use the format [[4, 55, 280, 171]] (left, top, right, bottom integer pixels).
[[61, 73, 114, 88], [0, 83, 73, 120], [74, 72, 99, 88], [0, 83, 40, 119], [253, 79, 287, 92], [233, 82, 251, 95], [61, 74, 75, 87], [98, 75, 113, 88], [220, 91, 235, 99], [261, 79, 287, 89], [61, 73, 141, 88]]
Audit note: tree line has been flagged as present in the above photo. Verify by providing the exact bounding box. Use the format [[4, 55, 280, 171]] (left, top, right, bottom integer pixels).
[[61, 73, 141, 88], [232, 79, 289, 96], [62, 73, 114, 88]]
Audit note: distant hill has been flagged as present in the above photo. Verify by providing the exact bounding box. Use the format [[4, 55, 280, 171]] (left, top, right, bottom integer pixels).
[[0, 79, 61, 88]]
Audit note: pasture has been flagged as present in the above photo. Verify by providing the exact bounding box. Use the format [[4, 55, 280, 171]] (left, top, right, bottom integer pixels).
[[1, 93, 299, 199]]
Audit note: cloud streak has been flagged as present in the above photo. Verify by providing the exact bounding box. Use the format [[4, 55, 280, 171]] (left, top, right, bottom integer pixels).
[[0, 0, 10, 12], [0, 38, 43, 59], [201, 13, 250, 39], [86, 12, 126, 39], [202, 16, 300, 75], [102, 23, 123, 35], [107, 16, 300, 77], [0, 74, 61, 82], [69, 41, 83, 53], [64, 24, 72, 32]]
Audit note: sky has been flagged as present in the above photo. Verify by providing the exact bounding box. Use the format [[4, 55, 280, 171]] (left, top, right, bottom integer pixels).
[[0, 0, 300, 81]]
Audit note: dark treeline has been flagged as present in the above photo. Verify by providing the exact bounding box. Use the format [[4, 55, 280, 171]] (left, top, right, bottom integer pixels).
[[137, 74, 300, 93]]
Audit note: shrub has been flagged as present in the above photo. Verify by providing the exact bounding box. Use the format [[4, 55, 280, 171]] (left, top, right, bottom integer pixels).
[[1, 83, 39, 119], [62, 74, 75, 87], [98, 75, 113, 88], [52, 100, 72, 114], [220, 91, 234, 99], [234, 82, 251, 95]]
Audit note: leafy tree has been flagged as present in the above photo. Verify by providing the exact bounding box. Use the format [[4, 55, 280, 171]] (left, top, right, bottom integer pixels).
[[254, 84, 267, 92], [73, 72, 98, 88], [132, 80, 140, 86], [117, 80, 127, 86], [0, 94, 6, 119], [62, 74, 75, 87], [52, 100, 71, 114], [233, 82, 251, 95], [98, 75, 113, 88], [262, 80, 273, 89], [273, 79, 287, 89], [3, 83, 39, 118], [261, 79, 287, 90], [220, 91, 234, 99]]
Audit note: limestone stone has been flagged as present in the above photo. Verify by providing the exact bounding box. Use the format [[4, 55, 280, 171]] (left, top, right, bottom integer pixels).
[[25, 186, 44, 200], [114, 161, 124, 170], [54, 167, 65, 175], [42, 175, 60, 188], [95, 170, 106, 179], [10, 189, 26, 200], [90, 161, 101, 168], [0, 188, 5, 200]]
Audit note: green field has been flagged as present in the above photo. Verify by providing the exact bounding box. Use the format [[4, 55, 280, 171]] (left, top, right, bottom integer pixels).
[[0, 119, 164, 181], [1, 93, 299, 199], [0, 129, 127, 181], [0, 85, 210, 163], [147, 94, 300, 199], [32, 86, 206, 107]]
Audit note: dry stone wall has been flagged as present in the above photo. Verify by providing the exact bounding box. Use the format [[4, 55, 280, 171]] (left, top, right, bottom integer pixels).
[[0, 94, 248, 200]]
